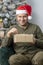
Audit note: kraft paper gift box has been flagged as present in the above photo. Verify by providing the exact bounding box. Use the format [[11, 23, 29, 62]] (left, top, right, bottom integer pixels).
[[13, 34, 35, 43]]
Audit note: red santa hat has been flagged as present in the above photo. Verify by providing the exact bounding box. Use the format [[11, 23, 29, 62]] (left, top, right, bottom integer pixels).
[[16, 4, 32, 20]]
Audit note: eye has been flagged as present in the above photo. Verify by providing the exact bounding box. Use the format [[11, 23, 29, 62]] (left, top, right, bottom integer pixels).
[[24, 16, 27, 17], [19, 16, 21, 18]]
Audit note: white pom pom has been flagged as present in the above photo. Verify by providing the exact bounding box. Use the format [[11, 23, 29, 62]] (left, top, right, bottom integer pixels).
[[28, 16, 32, 20]]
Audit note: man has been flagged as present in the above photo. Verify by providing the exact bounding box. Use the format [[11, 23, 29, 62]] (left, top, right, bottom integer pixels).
[[2, 4, 43, 65]]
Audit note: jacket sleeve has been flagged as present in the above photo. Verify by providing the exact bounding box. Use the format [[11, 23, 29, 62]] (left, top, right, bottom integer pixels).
[[35, 25, 43, 49], [2, 26, 14, 47]]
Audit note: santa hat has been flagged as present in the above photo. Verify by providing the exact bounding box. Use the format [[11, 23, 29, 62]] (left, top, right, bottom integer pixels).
[[16, 4, 32, 20]]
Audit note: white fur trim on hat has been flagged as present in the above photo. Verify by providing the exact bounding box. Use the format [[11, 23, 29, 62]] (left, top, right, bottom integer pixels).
[[28, 16, 32, 20], [16, 10, 27, 14]]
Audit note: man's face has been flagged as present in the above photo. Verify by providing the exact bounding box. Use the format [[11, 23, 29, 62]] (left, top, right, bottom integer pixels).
[[16, 14, 28, 26]]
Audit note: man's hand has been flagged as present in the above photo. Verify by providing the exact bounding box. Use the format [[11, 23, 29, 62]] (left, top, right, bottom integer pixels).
[[6, 28, 18, 38], [32, 38, 36, 44]]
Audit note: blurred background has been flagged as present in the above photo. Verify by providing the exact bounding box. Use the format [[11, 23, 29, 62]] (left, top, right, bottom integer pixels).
[[27, 0, 43, 32]]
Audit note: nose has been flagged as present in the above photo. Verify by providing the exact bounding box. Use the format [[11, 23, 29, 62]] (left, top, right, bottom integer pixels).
[[21, 17, 24, 21]]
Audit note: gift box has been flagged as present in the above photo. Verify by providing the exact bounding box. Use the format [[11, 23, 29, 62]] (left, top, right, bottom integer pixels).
[[14, 34, 34, 43]]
